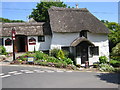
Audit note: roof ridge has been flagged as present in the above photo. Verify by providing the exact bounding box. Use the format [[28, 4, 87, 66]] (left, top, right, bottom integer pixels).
[[49, 6, 89, 12]]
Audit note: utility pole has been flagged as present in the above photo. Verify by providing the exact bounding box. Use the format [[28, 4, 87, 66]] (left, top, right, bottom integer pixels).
[[12, 28, 16, 61]]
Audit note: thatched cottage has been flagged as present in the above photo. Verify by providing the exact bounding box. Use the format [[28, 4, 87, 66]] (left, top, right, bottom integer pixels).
[[0, 7, 109, 65]]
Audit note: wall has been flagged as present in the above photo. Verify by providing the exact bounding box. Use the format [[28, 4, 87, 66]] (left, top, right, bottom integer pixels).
[[50, 32, 79, 49], [3, 35, 51, 52], [87, 32, 109, 65], [3, 37, 13, 52], [28, 35, 51, 51]]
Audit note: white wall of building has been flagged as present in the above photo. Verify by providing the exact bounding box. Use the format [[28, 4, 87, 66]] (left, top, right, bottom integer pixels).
[[28, 35, 51, 51], [3, 37, 13, 52], [87, 32, 109, 65], [50, 32, 79, 49]]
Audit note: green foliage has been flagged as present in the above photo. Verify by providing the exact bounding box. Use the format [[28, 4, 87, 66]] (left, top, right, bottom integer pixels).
[[35, 51, 44, 60], [99, 56, 108, 64], [0, 17, 24, 23], [111, 43, 120, 56], [63, 50, 69, 58], [50, 48, 59, 58], [0, 46, 7, 55], [109, 60, 120, 67], [29, 2, 67, 22], [99, 63, 115, 72], [63, 58, 73, 65], [57, 50, 65, 59]]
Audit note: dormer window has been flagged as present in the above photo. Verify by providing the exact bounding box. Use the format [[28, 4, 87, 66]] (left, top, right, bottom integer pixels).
[[80, 30, 87, 38]]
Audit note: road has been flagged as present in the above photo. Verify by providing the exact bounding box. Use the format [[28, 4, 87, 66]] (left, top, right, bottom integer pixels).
[[0, 65, 119, 88]]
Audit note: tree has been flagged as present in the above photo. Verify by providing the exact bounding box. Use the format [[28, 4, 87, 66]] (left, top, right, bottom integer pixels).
[[0, 17, 24, 23], [101, 20, 120, 52], [29, 1, 67, 22]]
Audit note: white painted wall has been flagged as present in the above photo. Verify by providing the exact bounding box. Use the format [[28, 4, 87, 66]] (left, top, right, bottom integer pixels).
[[3, 37, 13, 52], [51, 32, 79, 49], [3, 35, 51, 52], [28, 35, 51, 51], [87, 32, 109, 65]]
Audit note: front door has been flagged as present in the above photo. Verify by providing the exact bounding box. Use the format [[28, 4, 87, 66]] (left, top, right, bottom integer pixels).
[[81, 46, 88, 64], [15, 35, 28, 52], [79, 42, 88, 64]]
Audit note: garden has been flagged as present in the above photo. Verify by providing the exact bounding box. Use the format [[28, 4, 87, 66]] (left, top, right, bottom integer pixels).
[[10, 48, 77, 70]]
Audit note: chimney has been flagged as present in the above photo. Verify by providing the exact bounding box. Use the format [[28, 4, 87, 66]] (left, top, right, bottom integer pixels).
[[76, 4, 78, 8]]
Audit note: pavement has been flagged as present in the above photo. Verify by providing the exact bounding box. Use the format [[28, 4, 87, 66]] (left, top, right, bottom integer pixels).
[[1, 65, 119, 88]]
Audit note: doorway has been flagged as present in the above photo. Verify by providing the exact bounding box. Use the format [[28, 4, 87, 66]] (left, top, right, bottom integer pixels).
[[15, 35, 28, 52]]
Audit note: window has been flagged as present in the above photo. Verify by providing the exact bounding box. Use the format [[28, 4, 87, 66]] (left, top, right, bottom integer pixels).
[[29, 37, 36, 45], [80, 30, 87, 38], [5, 38, 12, 46], [90, 46, 99, 55], [38, 36, 45, 42]]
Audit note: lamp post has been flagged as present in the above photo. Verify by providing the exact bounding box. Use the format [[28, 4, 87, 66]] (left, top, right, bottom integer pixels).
[[12, 28, 16, 61]]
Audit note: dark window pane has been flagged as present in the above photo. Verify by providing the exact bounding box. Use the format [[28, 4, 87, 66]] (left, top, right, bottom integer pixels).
[[90, 46, 99, 55], [5, 38, 12, 46], [80, 31, 87, 38], [38, 36, 45, 42]]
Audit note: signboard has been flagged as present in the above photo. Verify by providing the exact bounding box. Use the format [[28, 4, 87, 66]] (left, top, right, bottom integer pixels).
[[27, 57, 34, 62]]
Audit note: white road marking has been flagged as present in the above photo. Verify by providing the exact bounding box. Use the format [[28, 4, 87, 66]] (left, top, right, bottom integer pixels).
[[8, 71, 18, 74], [36, 71, 45, 73], [25, 71, 34, 73], [56, 70, 64, 72], [20, 70, 30, 72], [13, 72, 23, 75], [0, 73, 4, 76], [66, 71, 73, 72], [1, 74, 11, 78], [45, 70, 55, 73]]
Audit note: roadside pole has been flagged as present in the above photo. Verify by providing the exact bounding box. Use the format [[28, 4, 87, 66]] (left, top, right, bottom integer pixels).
[[12, 28, 16, 61]]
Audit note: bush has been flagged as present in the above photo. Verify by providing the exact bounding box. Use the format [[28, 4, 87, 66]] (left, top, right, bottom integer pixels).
[[99, 56, 108, 64], [63, 50, 69, 58], [109, 60, 120, 67], [0, 46, 7, 55], [50, 48, 59, 58], [35, 51, 45, 60], [63, 58, 73, 65], [99, 64, 115, 72], [57, 50, 65, 59]]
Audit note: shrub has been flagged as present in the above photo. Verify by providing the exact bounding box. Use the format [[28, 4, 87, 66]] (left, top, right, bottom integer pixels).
[[35, 51, 44, 60], [0, 46, 7, 55], [57, 50, 65, 59], [99, 63, 115, 72], [63, 58, 73, 65], [109, 60, 120, 67], [50, 48, 59, 58], [63, 50, 69, 58], [99, 56, 108, 64]]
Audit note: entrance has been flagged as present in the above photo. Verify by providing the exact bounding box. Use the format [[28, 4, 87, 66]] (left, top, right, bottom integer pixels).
[[15, 35, 28, 52], [77, 41, 88, 64], [81, 44, 88, 64]]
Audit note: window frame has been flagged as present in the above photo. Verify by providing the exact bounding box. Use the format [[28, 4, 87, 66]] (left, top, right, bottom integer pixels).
[[80, 30, 87, 38], [29, 37, 36, 45], [38, 36, 45, 42], [5, 38, 12, 46], [90, 46, 99, 56]]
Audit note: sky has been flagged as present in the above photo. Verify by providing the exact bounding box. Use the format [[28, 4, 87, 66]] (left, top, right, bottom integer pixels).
[[1, 1, 119, 23]]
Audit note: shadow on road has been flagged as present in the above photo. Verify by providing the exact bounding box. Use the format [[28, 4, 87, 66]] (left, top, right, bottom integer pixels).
[[96, 73, 120, 84]]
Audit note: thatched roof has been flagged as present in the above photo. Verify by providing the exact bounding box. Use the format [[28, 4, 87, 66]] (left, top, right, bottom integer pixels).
[[48, 6, 109, 33], [71, 37, 94, 46], [2, 22, 51, 36]]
